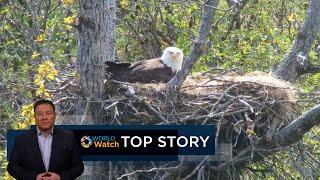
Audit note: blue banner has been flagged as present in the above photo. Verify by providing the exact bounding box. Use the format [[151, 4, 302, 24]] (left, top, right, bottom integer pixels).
[[7, 125, 215, 161]]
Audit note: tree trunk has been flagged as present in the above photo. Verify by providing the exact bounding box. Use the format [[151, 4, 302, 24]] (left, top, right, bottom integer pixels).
[[76, 0, 116, 122], [76, 0, 116, 178], [165, 0, 219, 102], [274, 0, 320, 81]]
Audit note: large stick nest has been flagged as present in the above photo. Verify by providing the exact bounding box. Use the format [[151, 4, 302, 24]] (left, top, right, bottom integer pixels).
[[110, 71, 296, 120], [58, 70, 301, 179], [105, 70, 299, 155]]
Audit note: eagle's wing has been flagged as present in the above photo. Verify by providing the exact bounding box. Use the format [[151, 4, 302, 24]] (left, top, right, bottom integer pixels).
[[105, 61, 132, 81], [106, 61, 131, 70], [126, 58, 175, 83]]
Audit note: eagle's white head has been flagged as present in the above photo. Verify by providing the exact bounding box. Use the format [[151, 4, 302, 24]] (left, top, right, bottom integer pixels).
[[160, 47, 184, 72]]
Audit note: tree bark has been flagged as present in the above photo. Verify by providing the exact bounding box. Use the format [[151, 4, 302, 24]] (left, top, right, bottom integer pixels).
[[277, 103, 320, 146], [274, 0, 320, 81], [165, 0, 219, 102], [76, 0, 116, 122], [76, 0, 116, 178]]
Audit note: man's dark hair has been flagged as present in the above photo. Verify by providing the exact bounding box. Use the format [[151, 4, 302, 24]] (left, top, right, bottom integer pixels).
[[33, 99, 55, 113]]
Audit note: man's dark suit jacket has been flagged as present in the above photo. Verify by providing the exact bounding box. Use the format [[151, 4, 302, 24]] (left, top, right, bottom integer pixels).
[[7, 127, 84, 180]]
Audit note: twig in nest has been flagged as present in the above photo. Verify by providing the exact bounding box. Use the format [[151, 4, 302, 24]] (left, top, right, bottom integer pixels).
[[116, 162, 183, 180], [104, 101, 119, 110], [144, 102, 169, 124], [181, 155, 210, 180]]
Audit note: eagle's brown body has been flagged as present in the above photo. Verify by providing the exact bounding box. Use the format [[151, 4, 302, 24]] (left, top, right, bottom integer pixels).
[[106, 58, 175, 83], [106, 47, 183, 83]]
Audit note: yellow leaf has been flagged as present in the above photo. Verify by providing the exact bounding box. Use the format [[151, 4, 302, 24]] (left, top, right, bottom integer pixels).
[[31, 51, 41, 59], [13, 121, 28, 129], [246, 129, 257, 137], [44, 91, 51, 98], [37, 67, 46, 76], [36, 89, 42, 96], [62, 0, 74, 5], [288, 13, 297, 22], [47, 73, 55, 80], [65, 24, 73, 31], [44, 60, 54, 67], [33, 60, 57, 97], [21, 103, 34, 117], [35, 33, 45, 43], [34, 75, 43, 86], [64, 15, 76, 25], [119, 0, 129, 7], [39, 83, 45, 90], [26, 117, 35, 125]]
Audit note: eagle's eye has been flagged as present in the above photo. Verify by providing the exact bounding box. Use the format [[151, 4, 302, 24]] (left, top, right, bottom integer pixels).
[[169, 51, 174, 54]]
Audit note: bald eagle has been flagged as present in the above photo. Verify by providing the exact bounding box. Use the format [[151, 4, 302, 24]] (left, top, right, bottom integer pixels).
[[106, 47, 183, 83]]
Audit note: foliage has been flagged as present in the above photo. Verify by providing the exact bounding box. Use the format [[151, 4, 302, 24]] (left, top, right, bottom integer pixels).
[[0, 0, 76, 177], [304, 73, 320, 92], [116, 1, 199, 61], [247, 126, 320, 179], [34, 60, 58, 98], [196, 0, 307, 72]]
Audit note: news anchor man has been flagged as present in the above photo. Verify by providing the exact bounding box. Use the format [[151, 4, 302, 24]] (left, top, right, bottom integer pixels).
[[7, 99, 84, 180]]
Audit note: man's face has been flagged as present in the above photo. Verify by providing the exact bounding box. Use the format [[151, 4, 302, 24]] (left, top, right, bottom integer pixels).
[[34, 104, 56, 132]]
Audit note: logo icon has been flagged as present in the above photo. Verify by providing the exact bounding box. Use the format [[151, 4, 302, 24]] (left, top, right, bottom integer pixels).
[[81, 136, 93, 148]]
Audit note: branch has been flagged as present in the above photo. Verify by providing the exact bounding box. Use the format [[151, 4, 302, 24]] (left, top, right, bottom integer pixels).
[[300, 64, 320, 74], [165, 0, 219, 102], [181, 155, 210, 180], [277, 103, 320, 146], [274, 0, 320, 81], [213, 103, 320, 170], [116, 163, 182, 180]]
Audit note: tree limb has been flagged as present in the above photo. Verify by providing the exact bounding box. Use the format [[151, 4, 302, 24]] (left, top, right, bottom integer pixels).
[[165, 0, 219, 102], [274, 0, 320, 81], [277, 103, 320, 146], [300, 64, 320, 74], [214, 103, 320, 170]]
